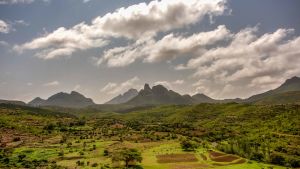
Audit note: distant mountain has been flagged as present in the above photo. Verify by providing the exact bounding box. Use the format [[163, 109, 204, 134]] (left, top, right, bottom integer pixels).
[[29, 91, 95, 108], [191, 93, 216, 103], [0, 99, 26, 106], [126, 84, 193, 105], [245, 76, 300, 103], [28, 97, 46, 107], [105, 89, 138, 104], [24, 76, 300, 108]]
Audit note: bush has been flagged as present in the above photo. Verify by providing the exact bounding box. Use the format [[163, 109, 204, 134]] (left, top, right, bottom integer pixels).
[[180, 139, 199, 151], [91, 163, 98, 167], [58, 151, 64, 157], [103, 149, 109, 156], [13, 137, 21, 142], [270, 153, 285, 166], [251, 152, 264, 162]]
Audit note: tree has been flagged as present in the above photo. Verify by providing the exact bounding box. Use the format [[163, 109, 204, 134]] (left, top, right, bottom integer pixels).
[[111, 148, 142, 168], [180, 139, 199, 151]]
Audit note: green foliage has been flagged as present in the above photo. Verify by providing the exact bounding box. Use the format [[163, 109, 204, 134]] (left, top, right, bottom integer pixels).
[[180, 139, 199, 151], [111, 148, 143, 168]]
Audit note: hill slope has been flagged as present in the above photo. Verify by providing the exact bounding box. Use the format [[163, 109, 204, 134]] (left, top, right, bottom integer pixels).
[[105, 89, 138, 104], [191, 93, 216, 103], [246, 76, 300, 103], [29, 91, 95, 108], [0, 99, 26, 106]]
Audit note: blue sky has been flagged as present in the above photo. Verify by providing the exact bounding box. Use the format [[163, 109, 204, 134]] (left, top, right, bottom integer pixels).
[[0, 0, 300, 103]]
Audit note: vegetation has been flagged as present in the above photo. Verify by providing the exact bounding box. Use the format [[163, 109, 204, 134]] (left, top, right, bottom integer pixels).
[[0, 103, 299, 168]]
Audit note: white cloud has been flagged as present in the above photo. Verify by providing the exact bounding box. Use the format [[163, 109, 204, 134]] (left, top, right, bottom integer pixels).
[[173, 80, 184, 85], [43, 81, 60, 87], [92, 0, 227, 39], [100, 83, 117, 93], [15, 0, 227, 60], [183, 27, 300, 99], [14, 25, 109, 59], [101, 77, 140, 95], [27, 82, 33, 86], [98, 25, 231, 67], [0, 20, 10, 33]]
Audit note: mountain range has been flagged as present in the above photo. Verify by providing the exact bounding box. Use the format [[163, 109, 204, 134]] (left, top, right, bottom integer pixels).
[[1, 76, 298, 108], [28, 91, 95, 108]]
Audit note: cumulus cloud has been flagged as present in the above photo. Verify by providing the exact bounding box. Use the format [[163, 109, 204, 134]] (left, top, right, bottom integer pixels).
[[92, 0, 226, 38], [15, 0, 227, 60], [98, 25, 231, 67], [0, 20, 10, 33], [43, 81, 60, 87], [100, 76, 140, 95], [14, 25, 109, 59], [184, 27, 300, 99]]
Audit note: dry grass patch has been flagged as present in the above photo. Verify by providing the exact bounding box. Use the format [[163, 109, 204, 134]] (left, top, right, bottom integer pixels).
[[157, 154, 198, 163]]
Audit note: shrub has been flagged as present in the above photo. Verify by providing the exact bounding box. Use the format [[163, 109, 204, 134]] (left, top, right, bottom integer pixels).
[[13, 137, 21, 142], [180, 139, 199, 151], [103, 149, 109, 156], [270, 153, 285, 166], [91, 163, 98, 167]]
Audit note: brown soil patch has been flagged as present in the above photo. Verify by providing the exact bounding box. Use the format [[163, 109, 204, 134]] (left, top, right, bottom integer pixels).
[[231, 158, 246, 164], [209, 151, 225, 158], [157, 154, 198, 163], [172, 163, 210, 169], [211, 155, 239, 162]]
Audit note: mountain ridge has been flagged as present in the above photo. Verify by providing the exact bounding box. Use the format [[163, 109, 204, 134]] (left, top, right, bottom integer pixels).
[[105, 89, 138, 104], [12, 76, 300, 108], [28, 91, 95, 108]]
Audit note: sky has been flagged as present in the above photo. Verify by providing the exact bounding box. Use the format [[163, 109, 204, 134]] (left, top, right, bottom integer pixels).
[[0, 0, 300, 104]]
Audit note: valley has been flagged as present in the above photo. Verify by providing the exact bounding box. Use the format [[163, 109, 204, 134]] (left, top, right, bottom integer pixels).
[[1, 77, 300, 169], [0, 103, 299, 169]]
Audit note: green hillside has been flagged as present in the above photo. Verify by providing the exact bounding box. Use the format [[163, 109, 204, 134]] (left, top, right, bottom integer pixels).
[[0, 103, 299, 168]]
